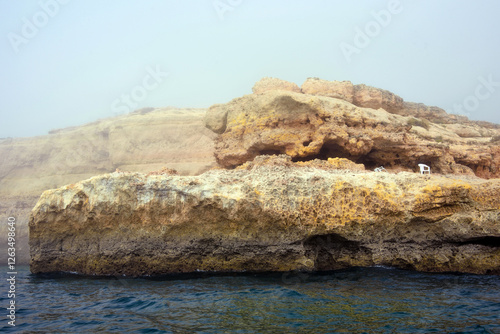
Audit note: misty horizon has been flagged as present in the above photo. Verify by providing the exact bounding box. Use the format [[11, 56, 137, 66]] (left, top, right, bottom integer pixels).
[[1, 1, 499, 138]]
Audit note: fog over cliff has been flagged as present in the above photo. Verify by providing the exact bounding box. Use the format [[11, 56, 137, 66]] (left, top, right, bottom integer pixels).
[[1, 1, 500, 139]]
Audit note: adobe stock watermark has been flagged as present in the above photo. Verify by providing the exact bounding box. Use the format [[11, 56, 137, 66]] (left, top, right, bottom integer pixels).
[[213, 0, 243, 20], [7, 0, 71, 54], [339, 0, 403, 64], [6, 217, 17, 327], [449, 75, 499, 118], [111, 65, 169, 115]]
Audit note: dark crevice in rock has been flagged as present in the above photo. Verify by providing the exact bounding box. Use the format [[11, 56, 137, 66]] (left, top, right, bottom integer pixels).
[[291, 140, 358, 162], [285, 139, 383, 170], [453, 236, 500, 248], [250, 136, 443, 173], [352, 153, 380, 170], [362, 148, 395, 168], [303, 233, 371, 271], [291, 155, 316, 162], [365, 145, 447, 172], [318, 141, 354, 160], [248, 144, 286, 159], [259, 148, 284, 156]]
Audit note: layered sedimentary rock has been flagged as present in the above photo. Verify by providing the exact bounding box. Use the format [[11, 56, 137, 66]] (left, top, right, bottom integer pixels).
[[205, 78, 500, 178], [299, 78, 473, 124], [29, 156, 500, 276], [252, 77, 302, 95], [28, 77, 500, 277], [1, 107, 216, 263], [352, 83, 404, 114], [301, 78, 354, 103]]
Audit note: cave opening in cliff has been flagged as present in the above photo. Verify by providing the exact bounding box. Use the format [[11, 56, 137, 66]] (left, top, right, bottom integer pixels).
[[303, 233, 369, 271], [455, 236, 500, 248], [290, 140, 380, 169], [291, 140, 354, 162], [351, 153, 380, 170], [355, 149, 394, 170], [253, 141, 401, 171]]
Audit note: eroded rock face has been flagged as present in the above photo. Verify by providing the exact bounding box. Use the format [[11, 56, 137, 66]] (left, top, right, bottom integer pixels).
[[29, 158, 500, 276], [399, 102, 467, 124], [301, 78, 354, 103], [206, 90, 410, 169], [205, 79, 500, 178], [252, 77, 302, 95], [352, 84, 404, 114], [1, 107, 216, 264]]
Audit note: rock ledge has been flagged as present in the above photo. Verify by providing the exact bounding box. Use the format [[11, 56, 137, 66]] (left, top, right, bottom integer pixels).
[[30, 159, 500, 276]]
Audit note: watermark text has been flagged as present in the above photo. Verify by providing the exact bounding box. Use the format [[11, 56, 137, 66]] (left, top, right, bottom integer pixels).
[[8, 0, 71, 54], [111, 65, 169, 115], [213, 0, 243, 20], [450, 74, 499, 118], [6, 217, 17, 327]]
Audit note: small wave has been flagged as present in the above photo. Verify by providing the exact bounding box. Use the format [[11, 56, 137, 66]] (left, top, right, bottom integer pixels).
[[2, 266, 499, 333]]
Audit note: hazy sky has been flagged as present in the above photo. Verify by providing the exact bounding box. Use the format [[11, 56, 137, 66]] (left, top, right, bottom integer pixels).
[[1, 0, 499, 138]]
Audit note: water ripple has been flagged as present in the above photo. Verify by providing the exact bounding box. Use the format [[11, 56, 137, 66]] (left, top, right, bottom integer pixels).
[[1, 266, 499, 333]]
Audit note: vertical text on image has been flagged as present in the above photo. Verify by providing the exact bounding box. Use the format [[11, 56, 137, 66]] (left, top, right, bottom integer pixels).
[[6, 216, 17, 326]]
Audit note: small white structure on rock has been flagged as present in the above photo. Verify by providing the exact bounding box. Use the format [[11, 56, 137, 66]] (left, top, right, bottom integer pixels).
[[418, 164, 431, 174]]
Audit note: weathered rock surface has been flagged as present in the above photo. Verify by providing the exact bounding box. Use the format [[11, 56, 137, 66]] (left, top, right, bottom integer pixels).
[[399, 102, 468, 124], [205, 79, 500, 178], [252, 77, 301, 95], [29, 157, 500, 276], [352, 83, 404, 114], [1, 108, 216, 263], [26, 77, 500, 277], [237, 155, 366, 172], [301, 78, 354, 103]]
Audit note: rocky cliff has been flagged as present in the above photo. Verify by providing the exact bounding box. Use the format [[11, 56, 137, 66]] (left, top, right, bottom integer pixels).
[[28, 77, 500, 276], [1, 108, 215, 263], [205, 78, 500, 178], [29, 156, 500, 276]]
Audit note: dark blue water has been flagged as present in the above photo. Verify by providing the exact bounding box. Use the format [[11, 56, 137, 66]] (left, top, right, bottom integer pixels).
[[1, 266, 499, 333]]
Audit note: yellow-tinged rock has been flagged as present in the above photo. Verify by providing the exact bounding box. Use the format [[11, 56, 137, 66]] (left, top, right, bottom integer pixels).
[[30, 161, 500, 276]]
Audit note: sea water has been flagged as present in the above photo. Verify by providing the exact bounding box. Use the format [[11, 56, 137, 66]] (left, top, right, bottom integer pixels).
[[1, 266, 499, 333]]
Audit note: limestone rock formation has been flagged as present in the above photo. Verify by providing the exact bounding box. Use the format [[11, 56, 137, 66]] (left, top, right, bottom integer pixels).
[[206, 90, 410, 169], [301, 78, 354, 103], [399, 102, 467, 124], [29, 158, 500, 276], [236, 155, 366, 172], [1, 107, 216, 263], [352, 83, 404, 114], [252, 77, 301, 95], [27, 77, 500, 277], [204, 79, 500, 178]]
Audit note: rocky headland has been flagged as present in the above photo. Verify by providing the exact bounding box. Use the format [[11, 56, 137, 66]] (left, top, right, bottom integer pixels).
[[29, 78, 500, 276], [206, 77, 500, 178], [1, 108, 216, 263]]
